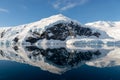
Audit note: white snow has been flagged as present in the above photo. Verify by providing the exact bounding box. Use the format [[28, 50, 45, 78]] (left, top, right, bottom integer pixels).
[[86, 21, 120, 40], [48, 33, 53, 37], [0, 14, 78, 44], [0, 14, 120, 45]]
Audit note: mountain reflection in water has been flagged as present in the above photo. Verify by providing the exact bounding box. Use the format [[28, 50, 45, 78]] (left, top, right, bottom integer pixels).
[[0, 43, 120, 75]]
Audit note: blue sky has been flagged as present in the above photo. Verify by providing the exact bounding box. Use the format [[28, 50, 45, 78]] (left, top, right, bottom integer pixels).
[[0, 0, 120, 27]]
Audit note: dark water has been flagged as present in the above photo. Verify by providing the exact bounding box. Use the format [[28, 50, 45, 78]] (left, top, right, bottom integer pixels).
[[0, 45, 120, 80]]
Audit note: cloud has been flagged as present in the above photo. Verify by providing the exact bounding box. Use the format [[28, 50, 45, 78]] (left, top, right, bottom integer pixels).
[[52, 0, 88, 11], [0, 8, 9, 13]]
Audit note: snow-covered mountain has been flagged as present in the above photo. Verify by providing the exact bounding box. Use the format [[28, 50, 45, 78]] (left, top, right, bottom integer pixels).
[[0, 14, 120, 74], [86, 21, 120, 40], [1, 14, 118, 45]]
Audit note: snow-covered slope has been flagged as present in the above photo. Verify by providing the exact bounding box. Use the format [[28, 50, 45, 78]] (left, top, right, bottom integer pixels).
[[86, 21, 120, 40], [0, 14, 114, 45]]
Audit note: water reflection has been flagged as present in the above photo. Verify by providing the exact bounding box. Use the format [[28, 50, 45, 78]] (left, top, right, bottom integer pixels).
[[0, 44, 120, 74]]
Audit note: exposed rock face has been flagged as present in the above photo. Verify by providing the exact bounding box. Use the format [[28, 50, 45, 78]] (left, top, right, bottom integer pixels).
[[39, 22, 100, 40], [26, 22, 101, 43]]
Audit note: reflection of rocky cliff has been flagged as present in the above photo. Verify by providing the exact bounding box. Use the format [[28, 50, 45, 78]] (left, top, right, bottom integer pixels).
[[25, 46, 102, 67], [0, 44, 112, 74]]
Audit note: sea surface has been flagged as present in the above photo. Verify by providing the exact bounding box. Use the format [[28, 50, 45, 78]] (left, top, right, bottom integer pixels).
[[0, 44, 120, 80]]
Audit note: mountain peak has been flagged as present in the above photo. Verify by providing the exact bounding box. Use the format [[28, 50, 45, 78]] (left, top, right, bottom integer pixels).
[[29, 14, 80, 31], [51, 14, 67, 18], [39, 14, 72, 23], [27, 14, 73, 28]]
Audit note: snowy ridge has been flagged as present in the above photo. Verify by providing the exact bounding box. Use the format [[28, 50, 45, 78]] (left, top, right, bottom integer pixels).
[[85, 21, 120, 40]]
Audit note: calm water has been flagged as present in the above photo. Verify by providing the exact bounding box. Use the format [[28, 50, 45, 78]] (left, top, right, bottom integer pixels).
[[0, 44, 120, 80]]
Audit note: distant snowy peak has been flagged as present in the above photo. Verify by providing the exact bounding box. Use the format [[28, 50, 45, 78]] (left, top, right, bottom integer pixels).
[[85, 21, 120, 40], [85, 21, 120, 28]]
